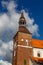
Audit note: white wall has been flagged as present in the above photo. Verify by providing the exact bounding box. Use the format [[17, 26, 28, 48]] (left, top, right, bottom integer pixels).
[[33, 48, 43, 58]]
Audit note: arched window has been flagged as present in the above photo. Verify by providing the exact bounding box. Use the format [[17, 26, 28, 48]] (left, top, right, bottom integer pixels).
[[37, 52, 40, 57], [26, 40, 28, 45], [23, 22, 24, 24], [14, 50, 16, 56]]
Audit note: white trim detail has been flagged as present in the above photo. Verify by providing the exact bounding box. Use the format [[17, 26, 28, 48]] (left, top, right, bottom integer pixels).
[[17, 45, 32, 48]]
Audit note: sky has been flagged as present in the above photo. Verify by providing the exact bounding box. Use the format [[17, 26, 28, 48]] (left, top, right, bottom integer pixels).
[[0, 0, 43, 65]]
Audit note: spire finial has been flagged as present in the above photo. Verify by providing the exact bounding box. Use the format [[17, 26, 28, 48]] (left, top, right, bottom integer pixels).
[[21, 11, 24, 18]]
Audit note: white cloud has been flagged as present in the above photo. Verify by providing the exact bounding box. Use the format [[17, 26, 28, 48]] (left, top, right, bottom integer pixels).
[[0, 39, 13, 63], [0, 1, 40, 41], [0, 60, 11, 65], [28, 24, 40, 36], [22, 10, 40, 37]]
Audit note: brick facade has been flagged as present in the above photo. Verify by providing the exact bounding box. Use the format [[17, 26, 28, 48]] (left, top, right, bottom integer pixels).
[[12, 12, 32, 65], [12, 31, 32, 65]]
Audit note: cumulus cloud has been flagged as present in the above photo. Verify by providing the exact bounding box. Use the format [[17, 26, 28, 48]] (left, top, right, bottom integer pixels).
[[0, 60, 11, 65], [0, 1, 20, 42], [0, 1, 40, 41], [0, 39, 13, 63], [22, 10, 40, 37], [0, 1, 40, 65]]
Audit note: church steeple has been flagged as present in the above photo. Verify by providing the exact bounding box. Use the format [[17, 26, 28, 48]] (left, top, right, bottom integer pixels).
[[12, 10, 32, 65], [18, 11, 32, 34], [19, 12, 26, 26]]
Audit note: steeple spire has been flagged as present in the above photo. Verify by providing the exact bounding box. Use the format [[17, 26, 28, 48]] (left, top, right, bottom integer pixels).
[[21, 12, 24, 18], [19, 11, 26, 26]]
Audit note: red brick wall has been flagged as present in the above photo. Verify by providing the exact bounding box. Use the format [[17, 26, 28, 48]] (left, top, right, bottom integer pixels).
[[12, 32, 32, 65]]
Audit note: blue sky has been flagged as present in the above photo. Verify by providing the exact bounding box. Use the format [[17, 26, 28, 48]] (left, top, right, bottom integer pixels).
[[0, 0, 43, 40], [17, 0, 43, 40], [0, 0, 43, 65]]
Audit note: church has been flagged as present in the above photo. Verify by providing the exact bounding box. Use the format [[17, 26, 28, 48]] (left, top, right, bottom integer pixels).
[[12, 12, 43, 65]]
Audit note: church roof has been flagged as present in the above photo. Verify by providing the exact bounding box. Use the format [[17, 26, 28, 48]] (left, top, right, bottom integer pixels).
[[19, 26, 32, 34], [32, 39, 43, 48]]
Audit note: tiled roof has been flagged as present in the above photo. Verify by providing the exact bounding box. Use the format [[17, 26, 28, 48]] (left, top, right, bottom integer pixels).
[[19, 26, 32, 34], [32, 38, 43, 48]]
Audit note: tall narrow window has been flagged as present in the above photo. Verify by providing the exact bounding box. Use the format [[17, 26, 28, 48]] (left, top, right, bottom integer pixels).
[[14, 50, 16, 56], [37, 52, 40, 57], [24, 59, 26, 65], [26, 40, 28, 45]]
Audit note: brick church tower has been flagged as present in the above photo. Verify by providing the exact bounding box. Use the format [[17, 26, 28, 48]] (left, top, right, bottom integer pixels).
[[12, 12, 32, 65]]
